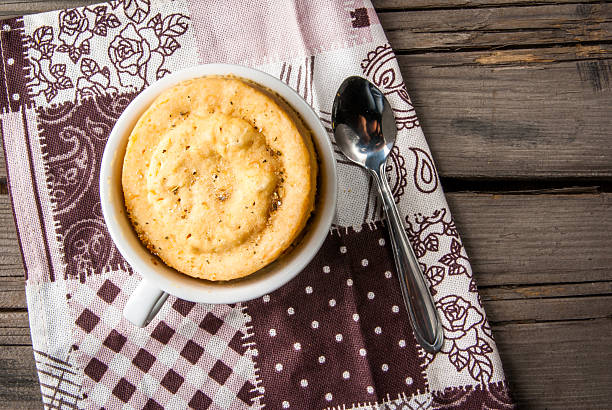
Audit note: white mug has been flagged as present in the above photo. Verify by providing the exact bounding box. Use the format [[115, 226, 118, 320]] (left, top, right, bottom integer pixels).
[[100, 64, 338, 327]]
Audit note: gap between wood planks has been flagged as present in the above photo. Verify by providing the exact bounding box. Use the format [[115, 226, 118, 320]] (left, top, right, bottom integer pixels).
[[393, 39, 612, 56], [379, 3, 612, 54], [372, 0, 608, 12], [437, 179, 612, 194]]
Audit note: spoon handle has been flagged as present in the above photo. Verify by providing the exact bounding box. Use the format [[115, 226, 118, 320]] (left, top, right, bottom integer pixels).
[[371, 163, 444, 353]]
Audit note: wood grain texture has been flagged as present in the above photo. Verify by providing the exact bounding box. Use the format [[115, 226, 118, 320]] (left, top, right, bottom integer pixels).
[[479, 281, 612, 300], [448, 192, 612, 286], [495, 318, 612, 408], [0, 277, 25, 308], [0, 194, 24, 278], [0, 345, 41, 409], [0, 311, 30, 345], [380, 3, 612, 52], [399, 46, 612, 178], [485, 295, 612, 323]]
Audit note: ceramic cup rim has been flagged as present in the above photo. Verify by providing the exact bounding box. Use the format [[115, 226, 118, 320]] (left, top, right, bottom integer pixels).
[[99, 63, 337, 304]]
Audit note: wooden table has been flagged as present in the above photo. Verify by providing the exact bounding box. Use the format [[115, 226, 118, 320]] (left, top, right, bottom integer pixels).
[[1, 1, 611, 408]]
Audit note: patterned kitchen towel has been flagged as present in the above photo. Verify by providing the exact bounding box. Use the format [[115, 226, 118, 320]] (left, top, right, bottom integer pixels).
[[0, 0, 514, 408]]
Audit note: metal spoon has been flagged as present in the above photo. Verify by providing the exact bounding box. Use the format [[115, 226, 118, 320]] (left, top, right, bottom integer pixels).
[[332, 76, 444, 353]]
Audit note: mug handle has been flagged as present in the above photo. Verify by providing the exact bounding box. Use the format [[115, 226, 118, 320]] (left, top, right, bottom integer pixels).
[[123, 279, 169, 327]]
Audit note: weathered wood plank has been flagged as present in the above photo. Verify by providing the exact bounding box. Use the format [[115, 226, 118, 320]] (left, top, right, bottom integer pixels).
[[0, 345, 40, 409], [1, 192, 610, 307], [380, 3, 612, 52], [485, 295, 612, 323], [479, 281, 612, 301], [399, 46, 612, 179], [0, 194, 24, 278], [447, 192, 612, 286], [495, 318, 612, 408], [0, 310, 30, 345], [0, 276, 24, 308]]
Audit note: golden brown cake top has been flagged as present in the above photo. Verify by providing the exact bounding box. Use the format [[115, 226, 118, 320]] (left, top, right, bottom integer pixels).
[[122, 76, 317, 281]]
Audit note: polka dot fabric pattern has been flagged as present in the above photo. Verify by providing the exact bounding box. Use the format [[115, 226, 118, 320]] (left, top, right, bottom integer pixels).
[[246, 223, 429, 408], [0, 0, 513, 408]]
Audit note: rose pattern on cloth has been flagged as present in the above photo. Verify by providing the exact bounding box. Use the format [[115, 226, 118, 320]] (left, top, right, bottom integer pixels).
[[437, 295, 494, 384], [403, 207, 496, 385], [108, 13, 188, 88], [26, 25, 76, 103], [25, 1, 189, 104], [404, 207, 472, 295], [112, 0, 151, 24], [405, 208, 456, 261], [439, 238, 470, 278], [57, 8, 98, 63]]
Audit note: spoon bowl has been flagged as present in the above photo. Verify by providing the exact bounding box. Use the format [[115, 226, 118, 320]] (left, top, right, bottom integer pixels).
[[332, 77, 396, 170]]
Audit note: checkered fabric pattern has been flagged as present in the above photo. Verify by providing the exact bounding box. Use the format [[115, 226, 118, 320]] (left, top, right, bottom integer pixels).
[[68, 273, 258, 409]]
